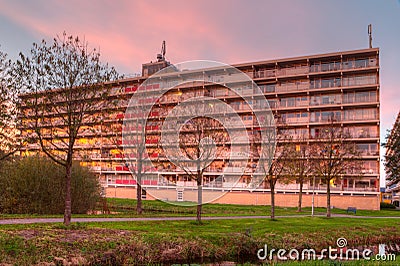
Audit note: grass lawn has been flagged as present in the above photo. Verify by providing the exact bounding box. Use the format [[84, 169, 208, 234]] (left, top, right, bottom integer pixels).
[[0, 198, 399, 264], [105, 197, 400, 217], [1, 197, 399, 220], [0, 216, 399, 265]]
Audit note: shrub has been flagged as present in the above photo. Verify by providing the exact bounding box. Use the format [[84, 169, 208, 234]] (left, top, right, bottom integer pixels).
[[0, 156, 100, 214], [380, 202, 397, 209]]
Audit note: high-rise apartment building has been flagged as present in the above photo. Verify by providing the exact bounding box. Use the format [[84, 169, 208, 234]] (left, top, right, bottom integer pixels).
[[19, 48, 381, 210]]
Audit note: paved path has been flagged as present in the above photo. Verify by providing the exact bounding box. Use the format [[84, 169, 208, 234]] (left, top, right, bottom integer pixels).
[[0, 215, 304, 225], [0, 214, 399, 225]]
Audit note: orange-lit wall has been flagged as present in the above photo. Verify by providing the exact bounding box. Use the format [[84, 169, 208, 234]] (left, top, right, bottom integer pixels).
[[106, 187, 380, 210]]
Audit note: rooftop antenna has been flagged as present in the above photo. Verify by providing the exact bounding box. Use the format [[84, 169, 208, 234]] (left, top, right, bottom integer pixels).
[[368, 24, 373, 48], [157, 40, 166, 61]]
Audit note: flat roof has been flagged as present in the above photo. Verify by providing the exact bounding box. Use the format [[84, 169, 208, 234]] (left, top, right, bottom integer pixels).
[[233, 47, 379, 68], [19, 47, 380, 96]]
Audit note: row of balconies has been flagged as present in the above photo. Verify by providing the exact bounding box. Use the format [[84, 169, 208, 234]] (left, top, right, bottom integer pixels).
[[247, 57, 377, 79], [110, 83, 162, 96], [120, 79, 377, 104], [119, 103, 378, 123], [271, 94, 377, 109], [20, 81, 378, 123], [19, 55, 378, 113], [109, 71, 378, 104], [89, 160, 379, 175], [104, 178, 379, 192], [94, 165, 380, 176], [114, 179, 158, 185], [23, 121, 380, 149], [133, 114, 378, 127]]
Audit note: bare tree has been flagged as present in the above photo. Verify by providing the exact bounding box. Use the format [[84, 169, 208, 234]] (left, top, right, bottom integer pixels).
[[283, 139, 312, 212], [181, 117, 224, 223], [13, 33, 120, 225], [309, 119, 363, 217], [252, 113, 282, 220], [257, 134, 287, 219], [122, 97, 153, 215], [0, 49, 20, 160], [161, 98, 230, 223]]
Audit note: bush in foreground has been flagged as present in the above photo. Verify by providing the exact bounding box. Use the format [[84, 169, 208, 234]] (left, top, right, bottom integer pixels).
[[0, 156, 100, 214]]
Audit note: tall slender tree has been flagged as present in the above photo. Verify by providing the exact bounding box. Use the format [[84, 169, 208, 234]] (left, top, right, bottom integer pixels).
[[0, 49, 20, 160], [384, 111, 400, 184], [161, 98, 229, 223], [283, 139, 312, 212], [121, 99, 152, 215], [309, 119, 362, 217], [257, 133, 287, 220], [13, 33, 120, 225], [252, 114, 280, 220]]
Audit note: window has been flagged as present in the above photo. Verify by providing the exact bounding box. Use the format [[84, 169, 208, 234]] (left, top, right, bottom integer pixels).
[[356, 143, 378, 156], [344, 126, 378, 138], [281, 112, 308, 124], [298, 96, 308, 106], [310, 61, 341, 72], [344, 108, 377, 121], [258, 84, 275, 93], [281, 97, 295, 107], [342, 57, 377, 69], [267, 99, 278, 108], [362, 161, 378, 174], [230, 101, 241, 110], [281, 96, 308, 107], [342, 74, 377, 87], [310, 128, 321, 138], [310, 111, 341, 122], [311, 77, 341, 89]]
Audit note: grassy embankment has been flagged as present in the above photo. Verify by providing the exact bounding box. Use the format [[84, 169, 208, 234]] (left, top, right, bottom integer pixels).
[[0, 198, 399, 265]]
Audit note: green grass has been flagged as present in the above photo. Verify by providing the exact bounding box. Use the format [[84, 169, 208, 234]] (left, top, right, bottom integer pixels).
[[104, 197, 400, 217], [0, 217, 399, 265], [1, 197, 399, 220], [1, 216, 399, 237], [1, 198, 399, 264]]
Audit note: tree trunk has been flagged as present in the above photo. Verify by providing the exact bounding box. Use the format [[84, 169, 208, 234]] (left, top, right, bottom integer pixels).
[[270, 181, 275, 220], [137, 181, 142, 215], [64, 161, 72, 226], [326, 179, 331, 218], [297, 181, 303, 212], [197, 173, 202, 223], [136, 162, 143, 215]]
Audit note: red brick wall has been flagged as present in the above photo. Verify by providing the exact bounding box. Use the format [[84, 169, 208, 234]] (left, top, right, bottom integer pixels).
[[105, 187, 380, 210]]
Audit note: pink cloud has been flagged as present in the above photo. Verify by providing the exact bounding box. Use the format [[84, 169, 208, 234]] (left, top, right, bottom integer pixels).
[[0, 0, 237, 74]]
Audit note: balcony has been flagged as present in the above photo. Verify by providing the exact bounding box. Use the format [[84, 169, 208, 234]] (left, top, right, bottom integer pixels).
[[276, 82, 309, 93], [309, 58, 378, 74], [282, 116, 309, 125], [276, 66, 309, 77]]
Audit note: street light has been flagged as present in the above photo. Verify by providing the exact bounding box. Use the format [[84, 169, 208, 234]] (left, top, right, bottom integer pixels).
[[312, 174, 316, 217]]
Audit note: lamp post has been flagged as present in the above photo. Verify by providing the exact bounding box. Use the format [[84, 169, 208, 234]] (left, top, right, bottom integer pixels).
[[312, 174, 316, 217]]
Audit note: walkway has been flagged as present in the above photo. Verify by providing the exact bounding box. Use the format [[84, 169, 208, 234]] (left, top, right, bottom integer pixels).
[[0, 214, 399, 225]]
